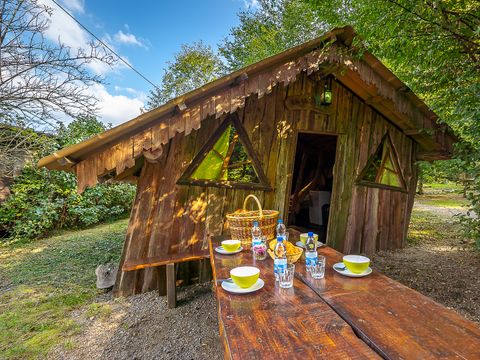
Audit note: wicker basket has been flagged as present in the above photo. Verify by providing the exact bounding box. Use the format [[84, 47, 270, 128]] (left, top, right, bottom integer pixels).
[[226, 194, 279, 249]]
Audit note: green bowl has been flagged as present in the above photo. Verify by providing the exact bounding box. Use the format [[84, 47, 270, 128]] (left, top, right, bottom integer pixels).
[[299, 233, 319, 245], [343, 255, 370, 274], [221, 240, 241, 252], [230, 266, 260, 288]]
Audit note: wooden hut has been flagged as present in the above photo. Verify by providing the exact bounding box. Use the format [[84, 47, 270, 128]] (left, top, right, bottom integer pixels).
[[38, 26, 455, 297]]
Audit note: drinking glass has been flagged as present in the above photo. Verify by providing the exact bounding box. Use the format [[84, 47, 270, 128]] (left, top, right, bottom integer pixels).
[[279, 263, 295, 288], [310, 255, 326, 279]]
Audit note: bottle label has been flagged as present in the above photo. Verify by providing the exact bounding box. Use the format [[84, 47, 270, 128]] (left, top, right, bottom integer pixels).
[[306, 252, 318, 267], [274, 259, 287, 275], [252, 238, 262, 247]]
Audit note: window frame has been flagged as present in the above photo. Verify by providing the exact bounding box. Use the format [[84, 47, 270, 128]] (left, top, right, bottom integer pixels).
[[177, 113, 272, 191], [356, 132, 407, 193]]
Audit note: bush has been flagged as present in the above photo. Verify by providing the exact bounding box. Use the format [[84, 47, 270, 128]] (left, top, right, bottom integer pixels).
[[0, 165, 135, 241]]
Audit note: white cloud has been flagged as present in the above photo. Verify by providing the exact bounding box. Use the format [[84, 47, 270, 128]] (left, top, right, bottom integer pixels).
[[89, 84, 144, 125], [243, 0, 259, 9], [41, 0, 89, 50], [114, 85, 147, 99], [36, 1, 146, 126], [40, 0, 123, 74], [60, 0, 84, 14], [114, 30, 147, 48]]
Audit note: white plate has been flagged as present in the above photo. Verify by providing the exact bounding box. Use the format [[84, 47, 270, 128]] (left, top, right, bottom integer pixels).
[[221, 278, 265, 294], [333, 262, 372, 278], [215, 246, 243, 255]]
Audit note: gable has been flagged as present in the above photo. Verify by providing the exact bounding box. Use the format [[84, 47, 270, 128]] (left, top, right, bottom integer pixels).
[[357, 133, 406, 191], [178, 114, 271, 190]]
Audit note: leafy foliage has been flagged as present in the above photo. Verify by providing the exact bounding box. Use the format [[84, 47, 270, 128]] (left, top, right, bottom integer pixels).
[[147, 42, 225, 109], [219, 0, 327, 70], [0, 118, 135, 242]]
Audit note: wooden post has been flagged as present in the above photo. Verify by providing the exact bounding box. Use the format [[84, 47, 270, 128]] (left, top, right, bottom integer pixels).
[[157, 265, 166, 296], [166, 263, 176, 308], [198, 258, 212, 283]]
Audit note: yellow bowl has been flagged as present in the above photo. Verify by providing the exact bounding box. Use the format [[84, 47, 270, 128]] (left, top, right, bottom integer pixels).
[[221, 240, 241, 252], [230, 266, 260, 288], [343, 255, 370, 274], [299, 233, 319, 245]]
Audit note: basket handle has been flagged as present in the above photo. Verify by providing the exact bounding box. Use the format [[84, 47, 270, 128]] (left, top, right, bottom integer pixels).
[[243, 194, 263, 218]]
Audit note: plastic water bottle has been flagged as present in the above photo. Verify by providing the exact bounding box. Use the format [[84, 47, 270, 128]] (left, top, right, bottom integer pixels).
[[276, 219, 286, 240], [305, 232, 318, 272], [274, 236, 287, 281], [251, 221, 262, 249]]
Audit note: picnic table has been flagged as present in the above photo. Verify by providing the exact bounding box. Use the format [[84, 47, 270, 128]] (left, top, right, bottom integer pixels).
[[209, 233, 480, 359]]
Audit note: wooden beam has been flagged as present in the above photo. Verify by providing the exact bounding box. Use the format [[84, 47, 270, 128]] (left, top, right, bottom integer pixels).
[[403, 129, 423, 136], [166, 263, 176, 309], [365, 95, 383, 105], [143, 147, 164, 163], [157, 265, 167, 296], [57, 156, 76, 166], [416, 151, 452, 161], [232, 72, 248, 86]]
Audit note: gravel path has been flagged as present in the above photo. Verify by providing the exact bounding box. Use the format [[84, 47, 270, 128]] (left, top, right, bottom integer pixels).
[[48, 283, 221, 360]]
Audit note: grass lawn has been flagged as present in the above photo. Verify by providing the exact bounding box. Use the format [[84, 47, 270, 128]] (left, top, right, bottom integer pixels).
[[0, 219, 128, 359]]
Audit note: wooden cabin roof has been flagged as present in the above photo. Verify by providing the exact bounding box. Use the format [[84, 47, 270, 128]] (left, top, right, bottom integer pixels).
[[38, 26, 455, 191]]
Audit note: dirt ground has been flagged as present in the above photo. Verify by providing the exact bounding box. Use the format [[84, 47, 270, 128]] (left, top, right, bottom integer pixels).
[[48, 194, 479, 359]]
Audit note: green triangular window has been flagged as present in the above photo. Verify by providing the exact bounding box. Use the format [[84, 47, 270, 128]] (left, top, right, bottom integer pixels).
[[358, 133, 406, 191], [178, 114, 271, 190]]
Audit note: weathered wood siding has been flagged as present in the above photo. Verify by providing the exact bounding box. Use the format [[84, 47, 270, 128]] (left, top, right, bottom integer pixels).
[[115, 73, 417, 296]]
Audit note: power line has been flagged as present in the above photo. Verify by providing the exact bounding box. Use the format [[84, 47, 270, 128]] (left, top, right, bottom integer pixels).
[[50, 0, 159, 90]]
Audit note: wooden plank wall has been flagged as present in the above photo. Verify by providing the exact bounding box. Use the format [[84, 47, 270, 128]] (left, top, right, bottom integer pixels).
[[114, 72, 417, 296]]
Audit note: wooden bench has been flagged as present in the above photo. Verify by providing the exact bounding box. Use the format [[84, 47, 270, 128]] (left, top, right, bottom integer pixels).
[[210, 236, 480, 359], [123, 250, 210, 308]]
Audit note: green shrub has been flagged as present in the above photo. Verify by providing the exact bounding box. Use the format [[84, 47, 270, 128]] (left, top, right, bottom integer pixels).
[[0, 167, 135, 242], [0, 117, 136, 242]]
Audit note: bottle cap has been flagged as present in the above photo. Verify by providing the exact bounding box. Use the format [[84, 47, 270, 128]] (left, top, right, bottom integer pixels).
[[278, 219, 283, 223], [253, 221, 259, 226], [308, 232, 314, 237], [277, 236, 283, 241]]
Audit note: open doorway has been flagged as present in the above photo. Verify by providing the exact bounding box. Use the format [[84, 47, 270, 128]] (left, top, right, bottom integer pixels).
[[288, 133, 337, 243]]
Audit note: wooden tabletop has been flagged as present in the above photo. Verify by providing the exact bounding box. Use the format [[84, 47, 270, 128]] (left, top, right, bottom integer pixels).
[[209, 239, 379, 359], [296, 246, 480, 359], [210, 238, 480, 360]]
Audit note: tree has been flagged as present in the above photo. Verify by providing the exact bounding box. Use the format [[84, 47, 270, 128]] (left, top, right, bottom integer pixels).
[[0, 0, 114, 128], [219, 0, 327, 71], [57, 115, 110, 147], [0, 0, 115, 179], [147, 41, 224, 109]]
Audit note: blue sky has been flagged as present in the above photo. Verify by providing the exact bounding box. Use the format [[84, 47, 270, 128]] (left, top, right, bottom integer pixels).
[[44, 0, 257, 125]]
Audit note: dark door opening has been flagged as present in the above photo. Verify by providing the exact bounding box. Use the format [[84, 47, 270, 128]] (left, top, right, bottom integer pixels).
[[288, 133, 337, 243]]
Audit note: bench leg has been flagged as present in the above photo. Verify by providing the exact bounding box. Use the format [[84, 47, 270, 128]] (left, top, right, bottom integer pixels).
[[157, 265, 167, 296], [166, 263, 176, 309]]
